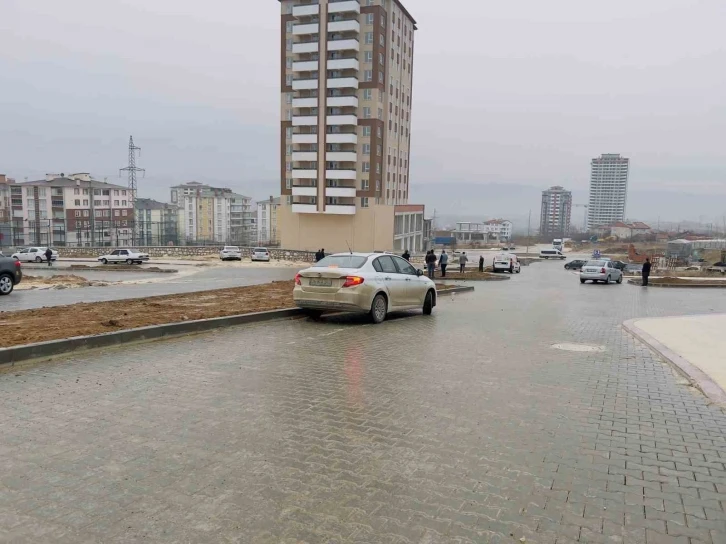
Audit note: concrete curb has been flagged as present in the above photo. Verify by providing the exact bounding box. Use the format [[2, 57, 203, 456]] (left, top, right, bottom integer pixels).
[[627, 279, 726, 288], [623, 318, 726, 407], [437, 285, 476, 294], [0, 308, 305, 368]]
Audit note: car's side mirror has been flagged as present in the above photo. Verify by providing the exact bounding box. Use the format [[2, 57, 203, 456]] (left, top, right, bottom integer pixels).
[[416, 269, 424, 277]]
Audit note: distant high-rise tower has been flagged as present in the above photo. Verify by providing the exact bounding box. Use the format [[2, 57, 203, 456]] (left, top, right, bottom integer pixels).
[[540, 186, 572, 238], [587, 153, 629, 230]]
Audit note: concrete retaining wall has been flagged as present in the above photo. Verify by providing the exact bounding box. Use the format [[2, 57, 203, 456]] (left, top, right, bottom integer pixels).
[[53, 246, 316, 261]]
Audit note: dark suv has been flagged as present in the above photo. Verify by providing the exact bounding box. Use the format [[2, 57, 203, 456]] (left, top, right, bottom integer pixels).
[[0, 256, 22, 295], [564, 259, 586, 270]]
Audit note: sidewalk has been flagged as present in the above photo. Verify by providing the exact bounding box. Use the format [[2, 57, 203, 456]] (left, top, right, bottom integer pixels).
[[624, 314, 726, 405]]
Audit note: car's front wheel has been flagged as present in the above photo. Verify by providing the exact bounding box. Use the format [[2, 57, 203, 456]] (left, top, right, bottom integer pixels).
[[126, 259, 134, 265], [35, 256, 42, 263], [0, 273, 14, 295], [580, 278, 586, 284], [616, 276, 623, 284], [101, 258, 108, 265], [423, 290, 434, 315], [370, 293, 388, 324]]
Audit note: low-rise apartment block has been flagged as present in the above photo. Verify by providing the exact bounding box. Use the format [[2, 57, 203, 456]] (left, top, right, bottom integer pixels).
[[257, 197, 281, 245], [454, 219, 513, 244], [135, 198, 179, 246]]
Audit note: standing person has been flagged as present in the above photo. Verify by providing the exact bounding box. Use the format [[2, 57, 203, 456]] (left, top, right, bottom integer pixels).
[[320, 249, 325, 261], [479, 255, 484, 272], [426, 250, 436, 279], [402, 249, 411, 261], [45, 247, 53, 267], [439, 250, 448, 277], [459, 251, 468, 274], [641, 257, 652, 287], [314, 249, 321, 262]]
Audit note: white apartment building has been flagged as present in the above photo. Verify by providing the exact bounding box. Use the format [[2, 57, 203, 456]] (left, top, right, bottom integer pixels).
[[5, 173, 134, 247], [587, 154, 630, 230], [540, 186, 572, 238], [454, 220, 513, 243], [257, 197, 281, 245], [277, 0, 418, 252]]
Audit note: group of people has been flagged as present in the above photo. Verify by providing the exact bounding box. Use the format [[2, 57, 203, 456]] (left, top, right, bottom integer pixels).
[[402, 249, 481, 279], [314, 249, 326, 262]]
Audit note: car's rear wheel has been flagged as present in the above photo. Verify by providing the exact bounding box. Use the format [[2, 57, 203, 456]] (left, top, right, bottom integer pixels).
[[35, 256, 42, 263], [304, 309, 324, 320], [580, 278, 586, 284], [0, 273, 14, 295], [126, 259, 133, 265], [423, 290, 434, 315], [101, 258, 108, 265], [370, 293, 387, 324]]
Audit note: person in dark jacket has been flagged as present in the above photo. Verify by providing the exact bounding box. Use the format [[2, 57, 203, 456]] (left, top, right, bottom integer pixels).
[[425, 250, 436, 279], [439, 250, 448, 277], [402, 249, 411, 261], [641, 258, 652, 286], [479, 255, 484, 272], [45, 247, 53, 267]]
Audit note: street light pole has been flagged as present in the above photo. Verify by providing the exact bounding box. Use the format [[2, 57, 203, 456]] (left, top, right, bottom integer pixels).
[[526, 209, 531, 255]]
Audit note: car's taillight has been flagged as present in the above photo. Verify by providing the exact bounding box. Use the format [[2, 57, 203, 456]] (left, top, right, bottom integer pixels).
[[294, 273, 302, 286], [342, 276, 364, 288], [601, 268, 606, 273], [14, 260, 21, 269]]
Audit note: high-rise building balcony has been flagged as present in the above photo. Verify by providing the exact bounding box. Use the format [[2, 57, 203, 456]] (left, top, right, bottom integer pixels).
[[327, 77, 358, 89], [292, 151, 318, 161], [292, 97, 319, 108], [326, 114, 358, 126], [292, 78, 319, 91], [292, 169, 318, 179], [292, 3, 319, 17], [292, 204, 318, 214], [293, 23, 319, 36], [324, 204, 356, 215], [292, 186, 318, 197], [292, 60, 319, 72], [327, 20, 360, 34], [325, 187, 357, 198], [292, 115, 318, 126], [328, 1, 360, 15], [292, 133, 318, 144], [292, 41, 319, 54], [326, 95, 358, 108], [325, 169, 356, 180], [326, 133, 357, 144], [325, 152, 357, 162], [327, 38, 359, 52], [327, 58, 359, 71]]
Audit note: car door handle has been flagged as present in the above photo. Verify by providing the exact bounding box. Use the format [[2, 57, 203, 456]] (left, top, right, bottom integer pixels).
[[384, 277, 391, 280], [405, 278, 411, 281]]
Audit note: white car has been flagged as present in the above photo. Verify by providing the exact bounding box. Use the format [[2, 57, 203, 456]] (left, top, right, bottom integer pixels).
[[580, 260, 623, 284], [220, 246, 242, 261], [12, 247, 58, 263], [251, 247, 270, 262], [493, 253, 521, 274], [294, 252, 437, 324], [98, 249, 150, 265]]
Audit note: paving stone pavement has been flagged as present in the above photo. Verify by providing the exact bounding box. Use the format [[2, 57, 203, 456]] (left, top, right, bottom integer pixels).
[[2, 262, 726, 543]]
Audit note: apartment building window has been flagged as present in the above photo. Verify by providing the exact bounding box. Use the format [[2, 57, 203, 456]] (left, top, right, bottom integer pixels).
[[286, 127, 293, 138], [362, 162, 371, 173], [286, 162, 292, 172], [286, 179, 292, 189], [286, 39, 293, 51], [286, 21, 293, 33], [378, 126, 383, 138], [376, 163, 381, 174], [286, 145, 293, 156], [285, 110, 292, 121], [362, 144, 371, 155], [364, 51, 373, 63], [380, 34, 385, 46], [361, 179, 369, 190], [365, 32, 373, 44], [114, 210, 121, 217], [377, 144, 382, 156], [361, 197, 369, 208], [285, 75, 293, 86], [364, 70, 373, 82], [74, 199, 81, 206], [379, 53, 384, 65], [286, 57, 293, 69], [285, 93, 293, 104], [365, 0, 374, 6], [114, 200, 119, 206], [83, 210, 89, 217], [74, 188, 80, 195], [362, 126, 371, 137], [74, 211, 81, 218], [378, 108, 383, 119], [366, 13, 374, 24], [379, 71, 384, 83], [363, 89, 372, 100], [363, 107, 371, 119]]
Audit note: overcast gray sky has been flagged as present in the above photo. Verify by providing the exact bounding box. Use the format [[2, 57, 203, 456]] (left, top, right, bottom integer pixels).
[[1, 0, 725, 217]]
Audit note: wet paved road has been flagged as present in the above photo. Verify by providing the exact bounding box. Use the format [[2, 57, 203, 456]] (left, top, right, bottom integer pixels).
[[1, 266, 298, 312], [2, 261, 726, 543]]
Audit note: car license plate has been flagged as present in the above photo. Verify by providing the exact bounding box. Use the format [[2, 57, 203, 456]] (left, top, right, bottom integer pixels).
[[309, 278, 333, 287]]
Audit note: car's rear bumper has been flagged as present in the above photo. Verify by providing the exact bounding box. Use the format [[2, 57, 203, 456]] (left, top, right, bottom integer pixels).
[[493, 263, 511, 270], [580, 272, 608, 280], [252, 257, 270, 262], [293, 287, 371, 313]]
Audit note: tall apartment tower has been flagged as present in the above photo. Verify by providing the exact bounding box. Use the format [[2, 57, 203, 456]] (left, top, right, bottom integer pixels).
[[587, 153, 629, 230], [540, 186, 572, 238], [277, 0, 417, 251]]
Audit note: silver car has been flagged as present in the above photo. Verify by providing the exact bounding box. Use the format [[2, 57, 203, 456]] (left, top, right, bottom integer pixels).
[[580, 260, 623, 284]]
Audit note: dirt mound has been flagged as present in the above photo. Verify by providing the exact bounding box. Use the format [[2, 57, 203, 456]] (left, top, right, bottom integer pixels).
[[21, 274, 103, 289]]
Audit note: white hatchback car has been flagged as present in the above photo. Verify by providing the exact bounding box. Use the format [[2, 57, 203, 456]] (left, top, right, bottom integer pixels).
[[294, 252, 437, 324], [251, 247, 270, 262], [220, 246, 242, 261], [12, 247, 58, 263], [97, 249, 150, 265]]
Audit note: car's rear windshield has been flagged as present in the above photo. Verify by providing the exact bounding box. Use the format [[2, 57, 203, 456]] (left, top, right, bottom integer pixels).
[[541, 250, 558, 253], [314, 255, 367, 269], [586, 260, 607, 266], [253, 248, 267, 252], [225, 246, 239, 251]]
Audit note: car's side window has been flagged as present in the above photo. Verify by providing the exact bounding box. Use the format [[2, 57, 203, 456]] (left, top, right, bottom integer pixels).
[[392, 256, 416, 275], [372, 259, 382, 273], [376, 256, 397, 274], [111, 250, 118, 256], [120, 250, 127, 255]]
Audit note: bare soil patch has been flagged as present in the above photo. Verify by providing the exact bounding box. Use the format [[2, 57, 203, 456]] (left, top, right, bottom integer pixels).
[[16, 275, 111, 291], [1, 281, 295, 348]]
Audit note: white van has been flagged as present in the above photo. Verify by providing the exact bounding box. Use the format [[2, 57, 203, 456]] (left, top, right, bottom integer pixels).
[[493, 253, 521, 273], [540, 248, 566, 260]]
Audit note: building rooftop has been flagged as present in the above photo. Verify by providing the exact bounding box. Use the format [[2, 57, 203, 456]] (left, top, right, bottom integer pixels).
[[17, 176, 128, 191], [136, 198, 175, 210]]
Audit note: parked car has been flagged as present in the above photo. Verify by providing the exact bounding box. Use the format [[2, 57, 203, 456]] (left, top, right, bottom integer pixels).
[[564, 259, 587, 270], [492, 253, 521, 273], [12, 247, 58, 263], [540, 248, 566, 260], [219, 246, 242, 261], [293, 252, 437, 324], [97, 249, 150, 265], [251, 247, 270, 262], [580, 260, 623, 284], [624, 263, 643, 275], [0, 256, 22, 295], [707, 262, 726, 274], [610, 260, 628, 271]]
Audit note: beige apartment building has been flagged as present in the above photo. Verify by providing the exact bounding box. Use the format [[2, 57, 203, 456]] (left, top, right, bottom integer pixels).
[[277, 0, 420, 252]]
